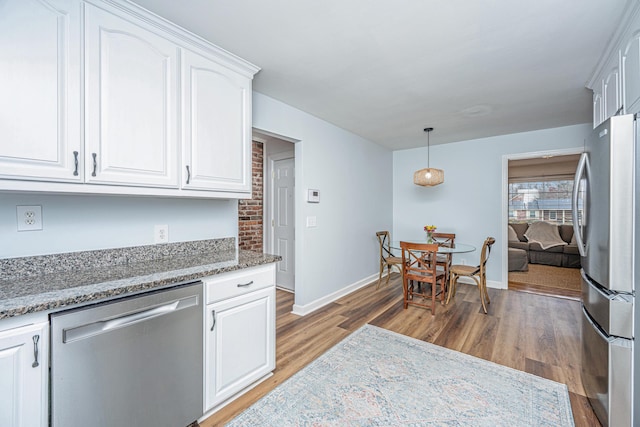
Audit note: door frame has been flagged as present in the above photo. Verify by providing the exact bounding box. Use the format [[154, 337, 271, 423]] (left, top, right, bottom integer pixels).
[[501, 147, 584, 288]]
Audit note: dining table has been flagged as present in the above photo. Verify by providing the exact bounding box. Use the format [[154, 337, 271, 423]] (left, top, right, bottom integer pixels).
[[390, 240, 476, 254]]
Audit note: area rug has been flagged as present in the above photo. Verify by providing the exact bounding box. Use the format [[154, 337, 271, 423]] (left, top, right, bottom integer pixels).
[[226, 324, 574, 426], [509, 263, 581, 291]]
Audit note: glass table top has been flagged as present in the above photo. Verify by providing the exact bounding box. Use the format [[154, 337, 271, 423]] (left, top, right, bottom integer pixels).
[[390, 240, 476, 254]]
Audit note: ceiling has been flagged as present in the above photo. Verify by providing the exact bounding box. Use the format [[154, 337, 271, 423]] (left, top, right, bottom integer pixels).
[[131, 0, 629, 150]]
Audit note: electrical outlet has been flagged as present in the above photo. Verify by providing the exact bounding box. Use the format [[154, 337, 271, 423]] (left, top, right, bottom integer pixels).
[[154, 225, 169, 243], [16, 206, 43, 231]]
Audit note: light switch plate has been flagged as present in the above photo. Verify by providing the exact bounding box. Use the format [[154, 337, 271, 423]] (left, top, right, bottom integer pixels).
[[306, 216, 317, 227]]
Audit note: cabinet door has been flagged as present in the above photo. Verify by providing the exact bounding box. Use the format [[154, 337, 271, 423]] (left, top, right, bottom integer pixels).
[[622, 31, 640, 115], [593, 90, 603, 128], [85, 4, 179, 188], [182, 49, 252, 193], [0, 322, 48, 427], [205, 287, 275, 410], [603, 62, 621, 119], [0, 0, 81, 182]]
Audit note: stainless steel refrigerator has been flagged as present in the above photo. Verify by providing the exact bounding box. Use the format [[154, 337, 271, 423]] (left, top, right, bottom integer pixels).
[[572, 113, 637, 427]]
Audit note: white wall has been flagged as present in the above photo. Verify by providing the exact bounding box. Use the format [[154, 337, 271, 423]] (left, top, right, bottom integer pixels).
[[0, 193, 237, 258], [392, 123, 592, 286], [253, 92, 393, 309]]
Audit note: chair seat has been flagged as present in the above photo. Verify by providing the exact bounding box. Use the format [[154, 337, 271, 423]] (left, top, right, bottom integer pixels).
[[447, 237, 495, 314], [385, 256, 403, 264], [450, 264, 480, 275], [406, 270, 445, 282]]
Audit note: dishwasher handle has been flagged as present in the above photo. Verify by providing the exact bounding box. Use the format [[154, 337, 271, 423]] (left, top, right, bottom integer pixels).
[[63, 294, 199, 343]]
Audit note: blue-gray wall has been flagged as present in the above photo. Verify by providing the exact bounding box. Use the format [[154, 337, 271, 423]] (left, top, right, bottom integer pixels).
[[392, 123, 592, 286]]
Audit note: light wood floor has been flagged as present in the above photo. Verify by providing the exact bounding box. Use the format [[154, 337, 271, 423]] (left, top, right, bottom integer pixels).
[[199, 274, 601, 427]]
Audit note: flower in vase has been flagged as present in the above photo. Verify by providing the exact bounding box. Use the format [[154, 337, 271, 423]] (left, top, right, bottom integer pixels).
[[423, 225, 437, 243]]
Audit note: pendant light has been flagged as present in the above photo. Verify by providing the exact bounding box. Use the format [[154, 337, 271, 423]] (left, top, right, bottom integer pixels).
[[413, 127, 444, 186]]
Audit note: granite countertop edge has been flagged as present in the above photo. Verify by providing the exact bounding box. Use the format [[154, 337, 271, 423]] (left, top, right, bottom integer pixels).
[[0, 250, 281, 320]]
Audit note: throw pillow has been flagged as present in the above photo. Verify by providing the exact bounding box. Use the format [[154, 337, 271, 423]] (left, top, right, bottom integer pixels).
[[508, 225, 519, 242]]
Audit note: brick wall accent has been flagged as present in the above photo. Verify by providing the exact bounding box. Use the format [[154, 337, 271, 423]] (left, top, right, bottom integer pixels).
[[238, 141, 264, 251]]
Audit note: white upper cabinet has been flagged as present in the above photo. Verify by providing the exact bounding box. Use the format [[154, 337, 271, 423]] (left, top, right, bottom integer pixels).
[[590, 4, 640, 124], [0, 0, 81, 182], [0, 0, 259, 198], [84, 4, 179, 188], [622, 31, 640, 115], [182, 50, 252, 192], [603, 57, 621, 119], [593, 87, 604, 128]]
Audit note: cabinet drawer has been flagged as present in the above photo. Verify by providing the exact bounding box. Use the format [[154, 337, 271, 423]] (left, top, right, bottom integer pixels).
[[205, 265, 274, 304]]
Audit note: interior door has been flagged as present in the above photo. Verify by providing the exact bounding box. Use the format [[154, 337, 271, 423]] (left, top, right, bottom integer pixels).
[[273, 157, 295, 291]]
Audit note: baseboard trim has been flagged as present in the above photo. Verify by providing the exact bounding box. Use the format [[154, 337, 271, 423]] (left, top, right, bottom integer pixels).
[[290, 273, 504, 316], [291, 273, 379, 316], [456, 276, 505, 289]]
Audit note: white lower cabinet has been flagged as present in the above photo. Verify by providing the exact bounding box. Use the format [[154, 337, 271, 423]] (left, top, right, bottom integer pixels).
[[0, 322, 49, 427], [203, 265, 276, 413]]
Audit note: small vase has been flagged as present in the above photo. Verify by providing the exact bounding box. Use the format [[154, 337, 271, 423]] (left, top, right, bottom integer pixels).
[[427, 232, 434, 244]]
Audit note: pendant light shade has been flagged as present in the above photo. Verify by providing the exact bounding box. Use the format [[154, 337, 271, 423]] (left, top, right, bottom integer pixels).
[[413, 127, 444, 186]]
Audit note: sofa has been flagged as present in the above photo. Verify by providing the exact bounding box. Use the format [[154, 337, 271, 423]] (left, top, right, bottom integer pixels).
[[508, 222, 581, 269]]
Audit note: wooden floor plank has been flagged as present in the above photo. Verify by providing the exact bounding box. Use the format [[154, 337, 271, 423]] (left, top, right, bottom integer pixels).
[[199, 276, 600, 427]]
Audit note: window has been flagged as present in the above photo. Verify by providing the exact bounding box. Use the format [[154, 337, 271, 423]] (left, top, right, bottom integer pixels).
[[508, 180, 578, 225]]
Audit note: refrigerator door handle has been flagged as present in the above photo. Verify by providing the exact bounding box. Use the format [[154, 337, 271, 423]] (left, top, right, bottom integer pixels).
[[572, 152, 588, 257], [583, 305, 615, 343], [581, 269, 633, 302]]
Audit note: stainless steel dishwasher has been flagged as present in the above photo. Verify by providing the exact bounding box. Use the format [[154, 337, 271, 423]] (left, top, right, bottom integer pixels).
[[50, 282, 203, 427]]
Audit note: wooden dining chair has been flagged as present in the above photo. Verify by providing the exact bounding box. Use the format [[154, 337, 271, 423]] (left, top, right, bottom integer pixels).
[[375, 231, 403, 288], [400, 241, 446, 315], [431, 232, 455, 283], [446, 237, 496, 313]]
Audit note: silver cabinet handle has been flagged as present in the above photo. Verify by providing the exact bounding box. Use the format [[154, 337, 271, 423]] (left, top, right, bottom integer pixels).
[[32, 335, 40, 368], [91, 153, 97, 177], [73, 151, 79, 176], [186, 165, 191, 184], [237, 280, 254, 288], [210, 310, 216, 331]]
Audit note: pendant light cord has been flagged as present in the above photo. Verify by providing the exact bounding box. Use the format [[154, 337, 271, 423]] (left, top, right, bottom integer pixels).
[[424, 127, 433, 169]]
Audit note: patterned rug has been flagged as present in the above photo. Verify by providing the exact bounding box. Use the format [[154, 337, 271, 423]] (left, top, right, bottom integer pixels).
[[226, 324, 574, 426]]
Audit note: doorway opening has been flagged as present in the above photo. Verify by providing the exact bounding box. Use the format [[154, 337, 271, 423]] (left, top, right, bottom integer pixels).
[[238, 131, 296, 293], [503, 150, 583, 299]]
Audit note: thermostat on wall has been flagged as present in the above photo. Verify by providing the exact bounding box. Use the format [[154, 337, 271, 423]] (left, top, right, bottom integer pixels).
[[307, 189, 320, 203]]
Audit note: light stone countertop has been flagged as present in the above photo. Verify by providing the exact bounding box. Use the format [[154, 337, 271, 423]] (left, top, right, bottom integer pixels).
[[0, 239, 281, 319]]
